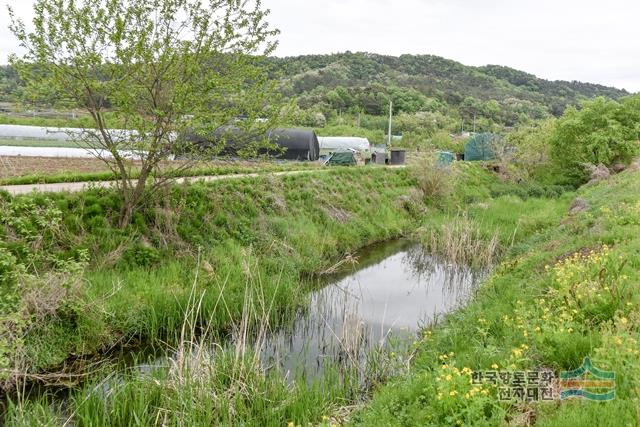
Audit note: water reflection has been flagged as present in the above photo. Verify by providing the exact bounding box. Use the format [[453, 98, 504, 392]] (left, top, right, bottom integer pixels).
[[259, 242, 482, 377]]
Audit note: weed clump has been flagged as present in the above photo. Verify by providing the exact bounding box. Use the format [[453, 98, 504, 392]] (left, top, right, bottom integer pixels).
[[409, 154, 456, 203], [419, 214, 499, 269]]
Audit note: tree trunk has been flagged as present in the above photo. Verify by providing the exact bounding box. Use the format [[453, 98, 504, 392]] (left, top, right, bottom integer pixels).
[[117, 166, 152, 228], [118, 202, 135, 229]]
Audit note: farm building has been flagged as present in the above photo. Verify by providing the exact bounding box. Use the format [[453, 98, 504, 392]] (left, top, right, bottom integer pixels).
[[464, 133, 497, 161], [185, 127, 320, 161], [0, 124, 139, 144], [318, 137, 371, 154], [437, 150, 455, 166], [0, 124, 82, 141], [267, 129, 320, 161], [324, 149, 364, 166]]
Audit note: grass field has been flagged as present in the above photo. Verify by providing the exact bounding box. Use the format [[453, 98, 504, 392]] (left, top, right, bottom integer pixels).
[[3, 160, 638, 426], [351, 164, 640, 426]]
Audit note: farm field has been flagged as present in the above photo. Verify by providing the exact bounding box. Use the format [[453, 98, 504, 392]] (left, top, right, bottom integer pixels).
[[0, 155, 323, 186], [0, 156, 111, 178]]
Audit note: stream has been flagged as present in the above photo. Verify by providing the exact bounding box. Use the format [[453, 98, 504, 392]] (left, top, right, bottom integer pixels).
[[257, 240, 482, 378], [137, 240, 484, 382], [5, 240, 485, 412]]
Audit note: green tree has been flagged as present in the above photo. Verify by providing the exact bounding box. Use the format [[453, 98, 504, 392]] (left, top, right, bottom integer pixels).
[[506, 120, 555, 180], [549, 97, 640, 184], [9, 0, 278, 226]]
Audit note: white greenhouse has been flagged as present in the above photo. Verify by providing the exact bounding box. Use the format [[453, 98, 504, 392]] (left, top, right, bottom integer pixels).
[[317, 137, 371, 154], [0, 124, 83, 141]]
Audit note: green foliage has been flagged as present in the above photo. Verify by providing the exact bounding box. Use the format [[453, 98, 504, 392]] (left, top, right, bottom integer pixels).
[[270, 52, 628, 131], [1, 52, 629, 139], [0, 65, 22, 102], [506, 119, 555, 180], [9, 0, 281, 226], [355, 166, 640, 426], [549, 97, 640, 184], [0, 168, 420, 376]]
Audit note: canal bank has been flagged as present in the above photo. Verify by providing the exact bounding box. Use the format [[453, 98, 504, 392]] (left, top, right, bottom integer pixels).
[[3, 162, 576, 425], [1, 166, 425, 423], [4, 238, 486, 426]]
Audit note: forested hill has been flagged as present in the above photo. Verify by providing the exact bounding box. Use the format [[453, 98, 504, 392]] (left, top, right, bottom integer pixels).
[[266, 52, 629, 125], [0, 52, 630, 129]]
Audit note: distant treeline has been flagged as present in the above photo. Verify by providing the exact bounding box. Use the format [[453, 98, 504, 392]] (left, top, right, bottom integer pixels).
[[263, 52, 629, 129], [0, 52, 631, 133]]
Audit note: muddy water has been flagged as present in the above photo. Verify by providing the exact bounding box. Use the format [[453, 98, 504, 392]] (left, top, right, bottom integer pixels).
[[248, 240, 482, 378]]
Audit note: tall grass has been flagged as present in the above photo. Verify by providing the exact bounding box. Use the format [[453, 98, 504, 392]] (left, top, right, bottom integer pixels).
[[0, 167, 419, 378], [419, 214, 499, 269], [5, 250, 408, 426], [409, 153, 456, 203]]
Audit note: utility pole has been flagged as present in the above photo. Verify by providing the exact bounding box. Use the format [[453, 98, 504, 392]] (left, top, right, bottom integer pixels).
[[387, 100, 393, 146]]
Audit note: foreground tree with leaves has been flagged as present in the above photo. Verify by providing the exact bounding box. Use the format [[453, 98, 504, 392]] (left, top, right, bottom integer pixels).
[[9, 0, 279, 226], [549, 96, 640, 184]]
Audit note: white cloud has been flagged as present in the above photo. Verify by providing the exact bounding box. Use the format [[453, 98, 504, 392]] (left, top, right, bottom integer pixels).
[[1, 0, 638, 91]]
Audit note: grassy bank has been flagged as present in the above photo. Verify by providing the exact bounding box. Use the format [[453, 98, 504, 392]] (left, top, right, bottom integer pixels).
[[351, 166, 640, 426], [0, 167, 422, 380], [5, 160, 613, 426]]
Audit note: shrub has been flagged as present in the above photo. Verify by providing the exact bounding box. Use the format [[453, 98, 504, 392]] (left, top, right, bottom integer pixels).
[[549, 97, 640, 185], [410, 154, 455, 203], [124, 245, 161, 268]]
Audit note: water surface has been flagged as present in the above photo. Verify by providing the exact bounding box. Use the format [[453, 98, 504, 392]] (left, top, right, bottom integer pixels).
[[256, 241, 482, 377]]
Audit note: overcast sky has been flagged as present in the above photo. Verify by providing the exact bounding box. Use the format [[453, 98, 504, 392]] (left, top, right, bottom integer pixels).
[[1, 0, 638, 92]]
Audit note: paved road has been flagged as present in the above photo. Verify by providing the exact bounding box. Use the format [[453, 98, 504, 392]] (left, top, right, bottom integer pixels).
[[0, 169, 324, 196]]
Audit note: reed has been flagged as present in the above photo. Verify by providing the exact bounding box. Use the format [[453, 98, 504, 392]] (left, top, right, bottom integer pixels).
[[420, 214, 499, 269]]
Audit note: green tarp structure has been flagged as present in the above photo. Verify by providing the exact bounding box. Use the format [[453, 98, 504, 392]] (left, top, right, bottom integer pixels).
[[464, 133, 497, 161], [325, 150, 357, 166], [437, 150, 454, 166]]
